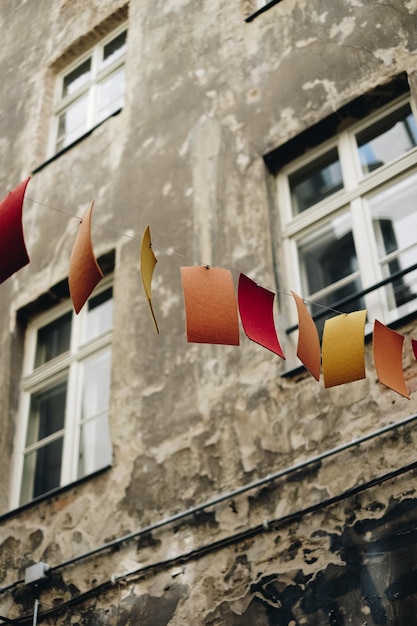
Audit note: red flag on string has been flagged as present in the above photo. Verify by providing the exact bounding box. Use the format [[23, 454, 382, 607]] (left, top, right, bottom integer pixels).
[[238, 273, 285, 358], [0, 178, 30, 283]]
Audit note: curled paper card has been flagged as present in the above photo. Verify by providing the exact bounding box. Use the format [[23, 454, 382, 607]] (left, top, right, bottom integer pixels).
[[291, 292, 321, 381], [322, 310, 367, 388], [412, 339, 417, 360], [373, 319, 409, 399], [69, 202, 103, 314], [238, 273, 284, 358], [0, 177, 30, 284], [140, 225, 159, 334], [180, 266, 239, 345]]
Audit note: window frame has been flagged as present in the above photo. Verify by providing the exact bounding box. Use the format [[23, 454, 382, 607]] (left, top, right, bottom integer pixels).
[[49, 22, 127, 157], [276, 94, 417, 332], [10, 278, 113, 509]]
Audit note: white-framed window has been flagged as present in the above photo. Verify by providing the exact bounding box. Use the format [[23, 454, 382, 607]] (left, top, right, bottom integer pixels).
[[51, 24, 127, 155], [12, 282, 113, 508], [277, 95, 417, 334]]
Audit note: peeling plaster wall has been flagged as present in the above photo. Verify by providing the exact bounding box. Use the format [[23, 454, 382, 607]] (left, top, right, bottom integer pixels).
[[1, 0, 417, 624]]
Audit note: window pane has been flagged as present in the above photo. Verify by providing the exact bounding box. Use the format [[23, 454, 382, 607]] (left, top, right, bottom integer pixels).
[[85, 288, 113, 342], [35, 312, 71, 367], [78, 349, 112, 478], [78, 413, 112, 478], [26, 380, 67, 446], [20, 437, 63, 504], [96, 68, 125, 123], [62, 58, 91, 97], [56, 95, 89, 151], [101, 30, 127, 68], [289, 149, 343, 214], [81, 350, 111, 420], [357, 104, 417, 175], [298, 213, 364, 329], [368, 172, 417, 311]]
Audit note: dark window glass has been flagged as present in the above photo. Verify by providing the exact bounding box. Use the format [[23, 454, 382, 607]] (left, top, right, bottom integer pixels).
[[289, 149, 343, 214], [35, 312, 72, 367], [357, 104, 417, 175]]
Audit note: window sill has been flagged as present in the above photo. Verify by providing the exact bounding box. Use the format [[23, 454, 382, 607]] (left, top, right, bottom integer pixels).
[[0, 464, 112, 523], [245, 0, 284, 22], [32, 108, 122, 175]]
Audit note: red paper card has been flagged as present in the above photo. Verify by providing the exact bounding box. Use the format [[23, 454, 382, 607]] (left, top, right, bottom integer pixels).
[[0, 178, 30, 284], [373, 319, 409, 399], [237, 273, 284, 358], [291, 291, 321, 381], [180, 266, 239, 345], [68, 202, 103, 314]]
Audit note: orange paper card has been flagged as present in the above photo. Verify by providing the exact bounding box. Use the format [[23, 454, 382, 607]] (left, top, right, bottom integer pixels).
[[322, 310, 367, 388], [238, 273, 284, 358], [140, 225, 159, 333], [180, 266, 239, 345], [291, 292, 321, 381], [69, 202, 103, 314], [0, 178, 30, 284], [373, 319, 409, 399]]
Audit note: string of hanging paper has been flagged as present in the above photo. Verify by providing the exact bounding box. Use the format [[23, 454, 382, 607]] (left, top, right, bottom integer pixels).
[[0, 178, 415, 399]]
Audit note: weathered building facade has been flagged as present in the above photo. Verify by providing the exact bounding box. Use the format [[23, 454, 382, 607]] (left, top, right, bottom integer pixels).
[[1, 0, 417, 624]]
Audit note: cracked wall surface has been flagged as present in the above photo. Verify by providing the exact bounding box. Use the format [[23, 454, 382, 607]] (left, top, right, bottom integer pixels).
[[1, 0, 417, 624]]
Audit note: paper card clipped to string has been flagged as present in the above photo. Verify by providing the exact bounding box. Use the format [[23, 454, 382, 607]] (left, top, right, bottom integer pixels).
[[373, 319, 409, 399], [238, 273, 284, 358], [291, 292, 321, 381], [0, 177, 31, 284], [180, 266, 239, 345], [322, 310, 367, 388], [68, 201, 103, 314], [140, 225, 159, 334]]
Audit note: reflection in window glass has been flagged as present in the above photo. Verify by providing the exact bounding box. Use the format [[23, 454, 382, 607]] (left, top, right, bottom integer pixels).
[[289, 149, 343, 214], [102, 30, 127, 68], [96, 68, 125, 123], [56, 95, 88, 151], [85, 288, 113, 342], [78, 349, 112, 477], [26, 380, 67, 446], [35, 312, 71, 367], [21, 438, 63, 503], [298, 213, 363, 326], [368, 172, 417, 310], [62, 59, 91, 97], [21, 380, 67, 503], [78, 413, 112, 478], [357, 104, 417, 175], [81, 350, 111, 420]]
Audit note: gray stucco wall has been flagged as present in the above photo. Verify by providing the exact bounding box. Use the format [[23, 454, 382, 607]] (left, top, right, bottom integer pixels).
[[1, 0, 417, 624]]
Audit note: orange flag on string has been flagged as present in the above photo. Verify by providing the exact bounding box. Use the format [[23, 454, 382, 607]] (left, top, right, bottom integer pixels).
[[68, 201, 103, 314], [291, 291, 321, 381], [322, 311, 367, 388], [140, 225, 159, 333], [180, 266, 239, 345], [0, 178, 30, 283], [373, 319, 409, 399], [238, 273, 285, 358]]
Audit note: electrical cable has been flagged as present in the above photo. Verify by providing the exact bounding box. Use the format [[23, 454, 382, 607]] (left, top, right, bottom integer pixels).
[[4, 454, 417, 626], [2, 412, 417, 600]]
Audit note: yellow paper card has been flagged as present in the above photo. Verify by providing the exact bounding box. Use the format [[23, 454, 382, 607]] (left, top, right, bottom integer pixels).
[[140, 225, 159, 334], [322, 310, 367, 388]]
